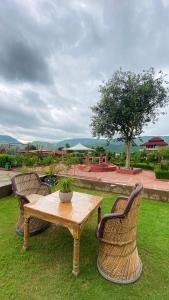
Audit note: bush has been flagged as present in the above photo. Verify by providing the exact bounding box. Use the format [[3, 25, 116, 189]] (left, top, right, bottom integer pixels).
[[0, 153, 61, 168], [12, 155, 25, 167], [23, 155, 39, 167], [160, 160, 169, 171], [131, 162, 154, 170], [40, 155, 55, 166], [155, 168, 169, 179], [146, 152, 158, 163], [131, 150, 147, 163], [63, 155, 82, 166], [158, 147, 169, 160], [0, 154, 13, 168], [111, 158, 125, 166]]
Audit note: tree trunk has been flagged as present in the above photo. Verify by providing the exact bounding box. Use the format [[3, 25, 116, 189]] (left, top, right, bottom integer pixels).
[[125, 141, 131, 168]]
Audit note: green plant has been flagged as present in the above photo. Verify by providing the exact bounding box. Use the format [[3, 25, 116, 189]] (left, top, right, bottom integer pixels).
[[155, 168, 169, 179], [158, 147, 169, 160], [146, 152, 158, 163], [131, 162, 154, 170], [40, 155, 55, 166], [91, 68, 169, 168], [160, 160, 169, 171], [131, 151, 147, 163], [0, 154, 13, 168], [20, 165, 30, 174], [44, 164, 61, 177], [57, 177, 74, 193], [22, 155, 38, 166], [63, 155, 81, 166]]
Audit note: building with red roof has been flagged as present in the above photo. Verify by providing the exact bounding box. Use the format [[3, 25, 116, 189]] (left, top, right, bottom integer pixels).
[[19, 149, 66, 155], [140, 137, 168, 150]]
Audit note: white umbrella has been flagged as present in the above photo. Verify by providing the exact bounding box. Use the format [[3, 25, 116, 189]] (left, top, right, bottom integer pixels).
[[64, 143, 95, 151]]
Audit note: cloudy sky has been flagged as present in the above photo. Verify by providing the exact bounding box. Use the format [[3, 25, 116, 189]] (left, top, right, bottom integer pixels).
[[0, 0, 169, 143]]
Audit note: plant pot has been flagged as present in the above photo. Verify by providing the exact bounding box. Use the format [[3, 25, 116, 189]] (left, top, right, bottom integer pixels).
[[42, 175, 58, 186], [59, 191, 73, 203]]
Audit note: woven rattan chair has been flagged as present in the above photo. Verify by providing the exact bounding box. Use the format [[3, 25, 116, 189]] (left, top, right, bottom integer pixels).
[[12, 172, 51, 236], [96, 183, 143, 284]]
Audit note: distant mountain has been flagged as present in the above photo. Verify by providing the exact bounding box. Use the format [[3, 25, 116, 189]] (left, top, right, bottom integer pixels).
[[56, 138, 107, 148], [55, 136, 169, 152], [0, 135, 21, 144], [56, 138, 135, 152], [31, 141, 57, 150], [1, 135, 168, 153]]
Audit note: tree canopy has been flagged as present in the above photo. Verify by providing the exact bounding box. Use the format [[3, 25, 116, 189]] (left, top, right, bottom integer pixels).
[[91, 68, 169, 167]]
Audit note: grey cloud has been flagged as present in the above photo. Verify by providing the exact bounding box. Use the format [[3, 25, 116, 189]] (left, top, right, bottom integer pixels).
[[0, 41, 52, 84], [0, 94, 42, 128], [0, 0, 169, 141]]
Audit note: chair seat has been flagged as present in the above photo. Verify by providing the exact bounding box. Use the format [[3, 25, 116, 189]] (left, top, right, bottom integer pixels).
[[26, 194, 45, 203]]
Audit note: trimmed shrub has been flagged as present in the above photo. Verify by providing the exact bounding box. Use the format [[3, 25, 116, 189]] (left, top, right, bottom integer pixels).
[[131, 162, 154, 170], [155, 168, 169, 179]]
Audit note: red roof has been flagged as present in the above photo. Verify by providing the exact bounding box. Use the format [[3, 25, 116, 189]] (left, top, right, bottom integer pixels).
[[141, 137, 168, 147], [26, 150, 66, 155]]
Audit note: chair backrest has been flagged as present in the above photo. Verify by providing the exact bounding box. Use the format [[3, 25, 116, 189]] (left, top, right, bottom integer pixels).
[[123, 183, 143, 223], [103, 183, 143, 243], [12, 173, 41, 196]]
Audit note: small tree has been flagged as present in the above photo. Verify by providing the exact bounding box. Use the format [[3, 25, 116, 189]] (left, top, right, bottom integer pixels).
[[94, 145, 106, 156], [25, 143, 37, 151], [91, 68, 169, 168], [64, 143, 70, 149]]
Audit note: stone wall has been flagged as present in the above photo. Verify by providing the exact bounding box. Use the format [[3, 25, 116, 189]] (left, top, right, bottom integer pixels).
[[73, 177, 169, 202], [1, 175, 169, 202], [0, 183, 12, 199]]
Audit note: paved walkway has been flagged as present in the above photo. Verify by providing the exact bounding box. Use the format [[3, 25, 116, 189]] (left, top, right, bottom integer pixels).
[[68, 165, 169, 191], [0, 170, 19, 187], [1, 167, 169, 192]]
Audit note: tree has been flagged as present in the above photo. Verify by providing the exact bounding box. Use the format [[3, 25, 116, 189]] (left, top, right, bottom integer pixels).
[[91, 68, 169, 168], [64, 143, 70, 149], [94, 145, 106, 156], [25, 143, 37, 151]]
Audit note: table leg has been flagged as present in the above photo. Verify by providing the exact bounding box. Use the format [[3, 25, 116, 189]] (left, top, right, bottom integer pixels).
[[72, 238, 80, 276], [98, 206, 101, 224], [23, 217, 30, 250]]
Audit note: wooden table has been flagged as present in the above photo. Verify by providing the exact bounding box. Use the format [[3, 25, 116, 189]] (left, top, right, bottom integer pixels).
[[23, 191, 103, 276]]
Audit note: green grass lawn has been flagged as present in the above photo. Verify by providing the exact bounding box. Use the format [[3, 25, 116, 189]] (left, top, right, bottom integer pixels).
[[0, 187, 169, 300]]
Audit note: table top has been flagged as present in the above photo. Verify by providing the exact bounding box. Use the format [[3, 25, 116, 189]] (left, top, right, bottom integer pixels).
[[24, 191, 103, 225]]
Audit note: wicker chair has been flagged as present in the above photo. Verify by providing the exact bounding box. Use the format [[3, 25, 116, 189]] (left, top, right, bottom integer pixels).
[[12, 172, 51, 236], [96, 183, 143, 284]]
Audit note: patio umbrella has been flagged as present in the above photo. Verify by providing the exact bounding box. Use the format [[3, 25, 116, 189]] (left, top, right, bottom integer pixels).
[[64, 143, 95, 151]]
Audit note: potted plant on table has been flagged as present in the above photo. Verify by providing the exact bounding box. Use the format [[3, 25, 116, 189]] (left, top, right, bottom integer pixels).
[[58, 177, 74, 203]]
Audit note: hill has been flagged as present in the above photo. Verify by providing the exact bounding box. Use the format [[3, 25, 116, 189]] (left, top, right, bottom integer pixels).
[[55, 136, 169, 152], [55, 138, 124, 152], [30, 141, 57, 150], [1, 135, 169, 153], [0, 135, 20, 144]]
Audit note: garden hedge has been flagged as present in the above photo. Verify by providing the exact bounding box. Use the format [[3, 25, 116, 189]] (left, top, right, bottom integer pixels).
[[155, 168, 169, 179], [130, 162, 154, 170]]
